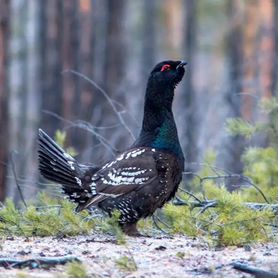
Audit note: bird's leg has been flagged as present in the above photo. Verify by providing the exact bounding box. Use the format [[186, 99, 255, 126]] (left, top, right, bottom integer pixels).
[[121, 222, 141, 237]]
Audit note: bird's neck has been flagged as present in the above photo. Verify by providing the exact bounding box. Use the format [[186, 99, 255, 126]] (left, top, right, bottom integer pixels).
[[134, 92, 183, 159]]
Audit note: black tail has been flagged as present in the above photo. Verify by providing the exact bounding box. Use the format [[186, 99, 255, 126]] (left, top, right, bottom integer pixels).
[[38, 129, 83, 190], [38, 129, 101, 208]]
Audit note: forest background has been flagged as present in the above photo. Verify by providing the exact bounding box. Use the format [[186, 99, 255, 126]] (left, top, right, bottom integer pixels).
[[0, 0, 277, 203]]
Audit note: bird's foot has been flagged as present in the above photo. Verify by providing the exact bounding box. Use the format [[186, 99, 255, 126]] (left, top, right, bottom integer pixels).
[[121, 223, 142, 237]]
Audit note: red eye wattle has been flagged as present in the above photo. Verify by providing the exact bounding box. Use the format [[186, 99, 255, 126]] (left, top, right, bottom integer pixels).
[[161, 64, 171, 72]]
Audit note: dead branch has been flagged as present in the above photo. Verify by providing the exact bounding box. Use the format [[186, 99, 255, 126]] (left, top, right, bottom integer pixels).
[[0, 256, 80, 269], [62, 69, 135, 140], [182, 172, 270, 203], [233, 262, 278, 278], [43, 110, 119, 156], [152, 214, 171, 234], [10, 152, 27, 208], [173, 198, 278, 215]]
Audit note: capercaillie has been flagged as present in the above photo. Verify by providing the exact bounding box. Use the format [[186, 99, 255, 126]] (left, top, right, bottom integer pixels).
[[38, 60, 187, 236]]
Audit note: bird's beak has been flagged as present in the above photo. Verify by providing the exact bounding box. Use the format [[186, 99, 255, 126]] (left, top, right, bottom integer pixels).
[[177, 61, 187, 68]]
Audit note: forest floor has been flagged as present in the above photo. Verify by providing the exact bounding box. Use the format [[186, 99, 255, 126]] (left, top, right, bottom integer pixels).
[[0, 233, 277, 278]]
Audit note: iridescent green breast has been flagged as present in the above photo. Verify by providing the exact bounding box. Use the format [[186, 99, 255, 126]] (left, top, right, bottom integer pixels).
[[151, 120, 183, 158]]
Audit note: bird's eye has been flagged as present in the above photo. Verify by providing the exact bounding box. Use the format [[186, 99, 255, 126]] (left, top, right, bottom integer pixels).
[[161, 64, 171, 72]]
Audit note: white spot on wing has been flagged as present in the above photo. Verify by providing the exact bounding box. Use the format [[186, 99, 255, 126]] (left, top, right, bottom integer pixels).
[[75, 177, 82, 187], [120, 169, 147, 176], [63, 152, 73, 159], [90, 181, 97, 195], [130, 149, 146, 158], [71, 192, 80, 198], [68, 161, 75, 170], [134, 177, 149, 184]]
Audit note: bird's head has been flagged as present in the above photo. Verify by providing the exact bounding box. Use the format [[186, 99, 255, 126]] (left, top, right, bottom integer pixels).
[[146, 60, 187, 107], [151, 60, 187, 86]]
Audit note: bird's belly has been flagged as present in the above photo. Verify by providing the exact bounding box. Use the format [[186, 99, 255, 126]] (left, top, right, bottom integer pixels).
[[98, 178, 179, 223]]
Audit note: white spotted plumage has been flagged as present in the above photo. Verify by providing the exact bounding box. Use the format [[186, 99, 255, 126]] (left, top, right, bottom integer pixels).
[[63, 152, 73, 160], [90, 181, 97, 195], [101, 167, 150, 186], [120, 169, 147, 176], [75, 177, 82, 186], [68, 161, 75, 170]]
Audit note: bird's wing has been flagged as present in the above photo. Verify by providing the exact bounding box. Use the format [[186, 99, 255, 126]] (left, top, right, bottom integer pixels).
[[77, 147, 159, 211]]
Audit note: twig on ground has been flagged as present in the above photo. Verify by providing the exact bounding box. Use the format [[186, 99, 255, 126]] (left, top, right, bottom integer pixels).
[[241, 176, 270, 203], [173, 196, 189, 206], [173, 198, 278, 215], [0, 256, 80, 269], [233, 262, 278, 278], [152, 214, 171, 234], [182, 171, 270, 204], [178, 188, 202, 203], [10, 152, 27, 208], [189, 263, 228, 275], [196, 200, 218, 216]]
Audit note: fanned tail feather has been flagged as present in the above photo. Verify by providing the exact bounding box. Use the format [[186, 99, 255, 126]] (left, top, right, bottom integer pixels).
[[38, 129, 84, 198]]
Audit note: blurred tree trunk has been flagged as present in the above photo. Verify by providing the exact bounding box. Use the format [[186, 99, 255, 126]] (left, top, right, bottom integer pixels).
[[62, 0, 78, 122], [241, 2, 259, 121], [101, 0, 128, 155], [89, 0, 111, 164], [105, 0, 126, 100], [221, 0, 245, 189], [40, 0, 63, 137], [61, 0, 81, 148], [256, 0, 275, 100], [0, 0, 9, 201], [272, 0, 278, 97], [141, 0, 156, 80], [24, 0, 41, 195], [7, 0, 41, 201], [72, 0, 95, 162], [91, 0, 108, 90], [182, 0, 198, 170], [78, 0, 94, 122], [7, 0, 28, 201]]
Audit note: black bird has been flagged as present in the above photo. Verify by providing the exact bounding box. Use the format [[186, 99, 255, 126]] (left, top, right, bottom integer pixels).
[[38, 60, 187, 236]]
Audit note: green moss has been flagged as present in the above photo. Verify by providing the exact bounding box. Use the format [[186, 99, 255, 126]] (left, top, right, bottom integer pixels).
[[115, 255, 137, 272], [225, 98, 278, 199], [164, 99, 277, 246], [138, 217, 154, 232], [99, 210, 126, 244], [16, 271, 29, 278], [242, 147, 278, 203], [164, 204, 199, 236], [0, 196, 95, 237], [209, 186, 274, 246], [164, 183, 275, 246], [226, 118, 258, 139], [176, 251, 185, 259], [66, 261, 88, 278]]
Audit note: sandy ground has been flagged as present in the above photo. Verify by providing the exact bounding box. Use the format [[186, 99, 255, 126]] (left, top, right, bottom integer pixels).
[[0, 234, 277, 278]]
